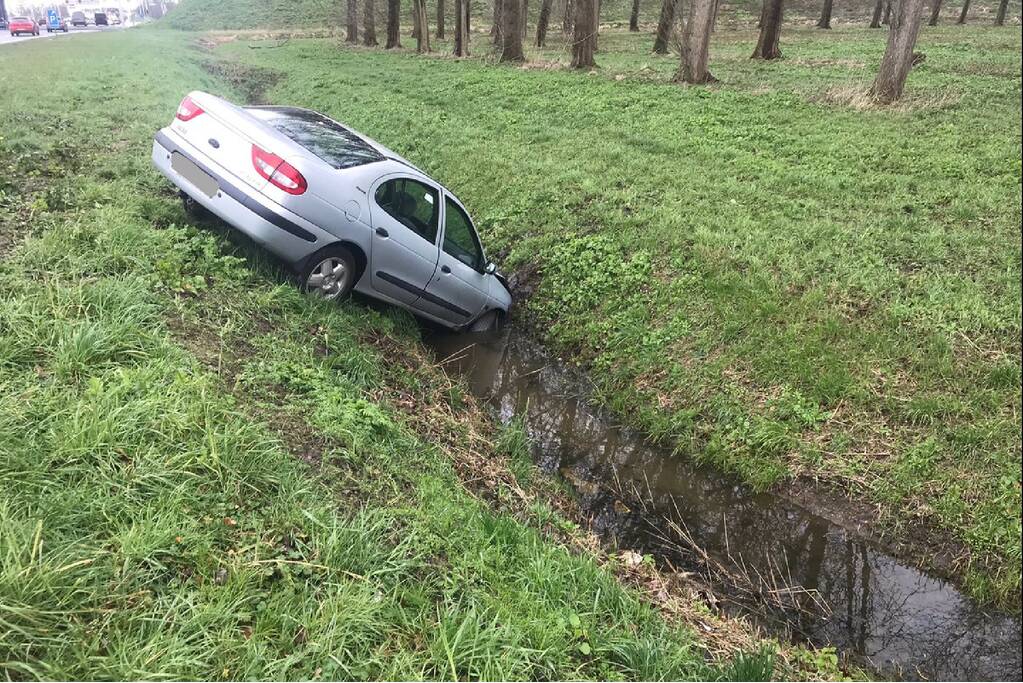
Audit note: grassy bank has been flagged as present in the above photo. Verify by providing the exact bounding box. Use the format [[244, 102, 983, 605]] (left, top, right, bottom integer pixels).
[[204, 19, 1023, 607], [0, 31, 798, 679]]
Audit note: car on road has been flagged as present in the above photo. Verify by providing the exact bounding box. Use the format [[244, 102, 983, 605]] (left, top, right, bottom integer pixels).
[[46, 15, 69, 33], [70, 11, 88, 27], [94, 12, 108, 26], [0, 18, 8, 31], [151, 92, 512, 331], [8, 16, 39, 36]]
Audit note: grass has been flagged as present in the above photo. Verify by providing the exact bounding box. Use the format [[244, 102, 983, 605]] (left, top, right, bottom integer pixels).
[[0, 29, 798, 680], [201, 15, 1021, 606]]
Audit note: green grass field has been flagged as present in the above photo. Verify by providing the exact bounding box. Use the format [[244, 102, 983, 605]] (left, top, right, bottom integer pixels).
[[0, 30, 794, 680], [202, 15, 1021, 606]]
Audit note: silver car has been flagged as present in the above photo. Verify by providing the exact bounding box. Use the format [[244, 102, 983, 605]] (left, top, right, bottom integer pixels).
[[151, 91, 511, 331]]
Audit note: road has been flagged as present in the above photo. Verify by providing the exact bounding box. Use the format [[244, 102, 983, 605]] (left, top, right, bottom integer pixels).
[[0, 25, 122, 47]]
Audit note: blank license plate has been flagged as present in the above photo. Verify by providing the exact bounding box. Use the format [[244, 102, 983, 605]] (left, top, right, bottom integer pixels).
[[171, 152, 218, 198]]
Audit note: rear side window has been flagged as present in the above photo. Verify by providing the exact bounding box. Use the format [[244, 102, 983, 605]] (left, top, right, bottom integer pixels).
[[442, 197, 484, 270], [375, 178, 439, 244], [249, 107, 384, 170]]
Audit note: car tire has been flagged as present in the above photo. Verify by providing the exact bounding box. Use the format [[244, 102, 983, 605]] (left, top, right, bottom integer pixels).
[[300, 246, 357, 301], [468, 310, 503, 333]]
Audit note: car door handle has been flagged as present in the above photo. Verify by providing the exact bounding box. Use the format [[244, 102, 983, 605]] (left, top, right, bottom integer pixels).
[[440, 265, 451, 274], [375, 227, 389, 238]]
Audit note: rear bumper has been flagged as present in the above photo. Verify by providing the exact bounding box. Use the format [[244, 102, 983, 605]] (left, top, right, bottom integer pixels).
[[152, 128, 330, 266]]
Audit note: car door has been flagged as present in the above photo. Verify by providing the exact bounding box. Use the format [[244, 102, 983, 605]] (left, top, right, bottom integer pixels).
[[420, 193, 491, 326], [368, 175, 442, 306]]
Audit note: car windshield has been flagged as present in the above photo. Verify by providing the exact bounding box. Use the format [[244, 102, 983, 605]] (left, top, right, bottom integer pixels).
[[247, 107, 385, 170]]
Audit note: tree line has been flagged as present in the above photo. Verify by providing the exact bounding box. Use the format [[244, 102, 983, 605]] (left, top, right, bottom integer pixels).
[[341, 0, 1015, 104]]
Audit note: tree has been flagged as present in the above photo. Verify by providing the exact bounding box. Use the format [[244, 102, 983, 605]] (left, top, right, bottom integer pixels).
[[928, 0, 941, 25], [563, 0, 574, 33], [454, 0, 470, 54], [629, 0, 640, 30], [751, 0, 784, 59], [501, 0, 525, 60], [364, 0, 378, 45], [437, 0, 445, 38], [493, 0, 503, 44], [522, 0, 530, 38], [882, 0, 893, 24], [346, 0, 359, 42], [386, 0, 401, 47], [994, 0, 1008, 24], [676, 0, 715, 83], [571, 0, 596, 67], [413, 0, 431, 51], [817, 0, 834, 28], [957, 0, 970, 23], [868, 0, 926, 103], [652, 0, 678, 54], [870, 0, 884, 27], [537, 0, 555, 45]]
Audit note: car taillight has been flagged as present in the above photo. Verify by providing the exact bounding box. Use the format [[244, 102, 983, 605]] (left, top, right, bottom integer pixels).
[[251, 145, 307, 195], [175, 95, 204, 122]]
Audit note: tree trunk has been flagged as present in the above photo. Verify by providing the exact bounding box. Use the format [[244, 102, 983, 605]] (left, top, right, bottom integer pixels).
[[536, 0, 554, 44], [413, 0, 431, 51], [653, 0, 676, 53], [751, 0, 784, 59], [994, 0, 1008, 24], [522, 0, 530, 37], [676, 0, 715, 83], [870, 0, 884, 26], [437, 0, 445, 38], [869, 0, 927, 103], [563, 0, 574, 33], [386, 0, 401, 47], [629, 0, 640, 30], [364, 0, 378, 44], [571, 0, 596, 67], [493, 0, 504, 42], [817, 0, 834, 28], [501, 0, 525, 60], [882, 0, 892, 24], [957, 0, 970, 23], [454, 0, 470, 53], [347, 0, 359, 42], [928, 0, 941, 24]]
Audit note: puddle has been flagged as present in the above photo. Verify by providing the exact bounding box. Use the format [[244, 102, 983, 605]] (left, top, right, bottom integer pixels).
[[426, 327, 1022, 681]]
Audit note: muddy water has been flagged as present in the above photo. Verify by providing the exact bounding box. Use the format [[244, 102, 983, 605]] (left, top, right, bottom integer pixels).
[[426, 328, 1022, 681]]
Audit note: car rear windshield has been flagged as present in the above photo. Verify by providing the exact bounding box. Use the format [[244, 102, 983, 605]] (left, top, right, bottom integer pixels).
[[247, 107, 385, 170]]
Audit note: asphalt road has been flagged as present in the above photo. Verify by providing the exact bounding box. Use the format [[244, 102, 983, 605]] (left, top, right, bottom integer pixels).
[[0, 24, 122, 47]]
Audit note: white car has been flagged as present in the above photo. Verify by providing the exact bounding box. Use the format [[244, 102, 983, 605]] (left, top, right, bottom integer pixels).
[[152, 92, 511, 331]]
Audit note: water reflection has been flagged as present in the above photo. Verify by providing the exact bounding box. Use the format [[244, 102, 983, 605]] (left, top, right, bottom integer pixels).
[[427, 328, 1022, 681]]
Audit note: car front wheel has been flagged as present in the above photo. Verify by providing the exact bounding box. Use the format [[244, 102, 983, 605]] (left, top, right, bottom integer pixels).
[[300, 247, 356, 301], [468, 310, 504, 333]]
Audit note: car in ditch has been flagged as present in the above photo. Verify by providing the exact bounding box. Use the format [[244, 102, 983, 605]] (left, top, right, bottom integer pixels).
[[151, 92, 511, 331]]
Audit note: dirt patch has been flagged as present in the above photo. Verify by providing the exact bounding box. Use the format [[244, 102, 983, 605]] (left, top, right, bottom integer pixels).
[[200, 59, 283, 105]]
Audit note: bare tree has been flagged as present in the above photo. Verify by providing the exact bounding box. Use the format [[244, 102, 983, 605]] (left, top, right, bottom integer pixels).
[[676, 0, 715, 82], [563, 0, 574, 33], [537, 0, 555, 44], [653, 0, 678, 53], [522, 0, 530, 37], [437, 0, 445, 38], [870, 0, 884, 26], [869, 0, 927, 103], [928, 0, 942, 25], [751, 0, 784, 59], [994, 0, 1008, 24], [882, 0, 892, 24], [501, 0, 525, 60], [571, 0, 597, 67], [493, 0, 504, 43], [454, 0, 470, 54], [347, 0, 359, 42], [413, 0, 431, 51], [957, 0, 970, 23], [364, 0, 378, 45], [817, 0, 834, 28], [629, 0, 640, 30], [386, 0, 401, 47]]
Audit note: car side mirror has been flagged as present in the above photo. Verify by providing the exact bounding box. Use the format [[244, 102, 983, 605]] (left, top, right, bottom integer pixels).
[[484, 262, 497, 275]]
